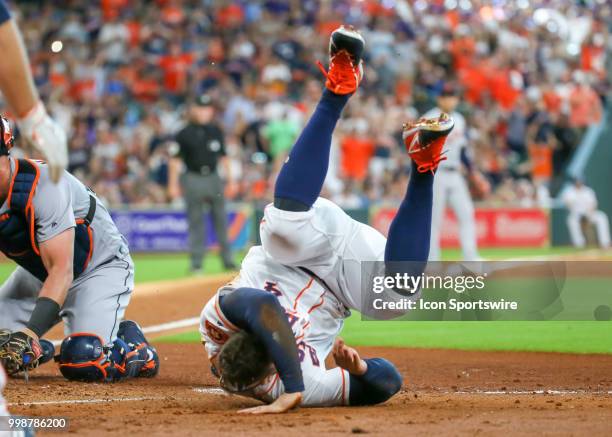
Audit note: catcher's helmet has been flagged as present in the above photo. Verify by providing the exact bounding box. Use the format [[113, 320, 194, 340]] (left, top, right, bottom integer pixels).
[[0, 116, 14, 156]]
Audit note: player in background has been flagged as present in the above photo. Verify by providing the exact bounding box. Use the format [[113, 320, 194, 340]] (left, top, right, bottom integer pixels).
[[423, 84, 488, 261], [0, 117, 158, 383], [0, 1, 67, 182], [562, 177, 610, 248], [200, 26, 454, 413]]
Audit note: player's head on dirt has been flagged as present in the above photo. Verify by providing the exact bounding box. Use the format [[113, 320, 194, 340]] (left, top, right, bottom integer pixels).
[[218, 331, 272, 393]]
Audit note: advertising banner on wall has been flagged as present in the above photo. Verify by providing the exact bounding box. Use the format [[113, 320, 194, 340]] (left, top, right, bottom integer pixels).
[[111, 206, 252, 252], [371, 207, 549, 248]]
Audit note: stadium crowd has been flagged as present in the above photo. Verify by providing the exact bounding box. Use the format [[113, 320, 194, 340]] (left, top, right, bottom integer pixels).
[[3, 0, 610, 208]]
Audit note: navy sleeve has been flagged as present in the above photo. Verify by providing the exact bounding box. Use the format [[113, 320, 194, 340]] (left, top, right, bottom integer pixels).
[[348, 358, 402, 406], [0, 1, 10, 25], [219, 287, 305, 393], [460, 146, 473, 172]]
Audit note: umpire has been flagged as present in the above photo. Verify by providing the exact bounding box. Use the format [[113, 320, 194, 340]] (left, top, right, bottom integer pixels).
[[169, 95, 236, 272]]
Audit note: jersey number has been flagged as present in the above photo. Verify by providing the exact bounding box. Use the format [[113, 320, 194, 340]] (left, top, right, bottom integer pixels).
[[297, 341, 320, 367]]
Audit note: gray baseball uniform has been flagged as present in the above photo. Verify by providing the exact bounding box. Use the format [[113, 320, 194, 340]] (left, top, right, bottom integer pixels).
[[424, 108, 480, 261], [0, 158, 134, 344]]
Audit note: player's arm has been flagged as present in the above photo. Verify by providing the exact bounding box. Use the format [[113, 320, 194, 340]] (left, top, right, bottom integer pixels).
[[219, 287, 304, 414], [0, 226, 74, 375], [215, 125, 234, 188], [333, 338, 402, 406], [167, 137, 183, 201], [21, 228, 75, 340], [238, 391, 302, 414], [460, 146, 474, 172], [460, 133, 490, 199], [23, 171, 76, 340], [0, 1, 67, 182], [587, 189, 598, 212], [280, 338, 401, 408], [0, 4, 37, 117], [167, 155, 182, 201]]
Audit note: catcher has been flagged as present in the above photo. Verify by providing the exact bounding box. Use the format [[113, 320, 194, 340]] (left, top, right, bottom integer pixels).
[[200, 26, 453, 413], [0, 116, 158, 382]]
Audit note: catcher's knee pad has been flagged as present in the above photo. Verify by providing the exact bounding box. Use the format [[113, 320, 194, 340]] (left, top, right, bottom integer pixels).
[[58, 333, 111, 382]]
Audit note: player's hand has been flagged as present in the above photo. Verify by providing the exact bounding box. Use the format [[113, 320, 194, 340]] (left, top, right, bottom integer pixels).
[[332, 337, 368, 376], [237, 392, 302, 414], [467, 170, 491, 200], [0, 329, 43, 375], [16, 101, 68, 183]]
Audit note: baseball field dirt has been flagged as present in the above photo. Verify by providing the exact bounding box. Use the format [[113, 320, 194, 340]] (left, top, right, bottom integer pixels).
[[5, 274, 612, 435]]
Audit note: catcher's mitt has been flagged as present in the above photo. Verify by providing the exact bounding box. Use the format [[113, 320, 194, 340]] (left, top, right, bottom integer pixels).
[[0, 330, 43, 375]]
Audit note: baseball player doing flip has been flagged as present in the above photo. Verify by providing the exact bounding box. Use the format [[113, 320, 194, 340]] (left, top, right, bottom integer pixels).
[[0, 118, 159, 383], [200, 26, 454, 413]]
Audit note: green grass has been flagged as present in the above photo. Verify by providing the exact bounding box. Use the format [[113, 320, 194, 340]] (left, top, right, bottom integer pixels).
[[3, 245, 611, 354], [157, 319, 612, 354], [128, 251, 245, 283], [0, 251, 245, 284], [0, 246, 581, 283], [441, 246, 579, 260], [152, 246, 612, 354]]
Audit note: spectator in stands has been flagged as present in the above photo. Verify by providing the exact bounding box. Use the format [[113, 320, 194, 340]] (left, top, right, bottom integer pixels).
[[568, 71, 603, 135], [0, 0, 608, 207]]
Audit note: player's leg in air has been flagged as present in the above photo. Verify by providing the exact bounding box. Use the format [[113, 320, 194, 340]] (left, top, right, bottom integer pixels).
[[261, 25, 454, 312]]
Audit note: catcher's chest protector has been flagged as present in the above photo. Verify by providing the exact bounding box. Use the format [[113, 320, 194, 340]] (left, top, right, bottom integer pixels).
[[0, 159, 94, 281]]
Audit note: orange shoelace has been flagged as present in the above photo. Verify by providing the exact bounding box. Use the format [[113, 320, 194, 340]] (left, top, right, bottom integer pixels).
[[316, 50, 357, 92]]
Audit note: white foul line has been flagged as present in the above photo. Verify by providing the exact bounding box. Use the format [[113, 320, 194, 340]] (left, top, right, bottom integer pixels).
[[10, 388, 611, 407], [453, 389, 612, 395], [8, 396, 166, 407], [192, 387, 227, 395], [9, 388, 226, 407], [51, 317, 201, 346], [142, 317, 200, 334]]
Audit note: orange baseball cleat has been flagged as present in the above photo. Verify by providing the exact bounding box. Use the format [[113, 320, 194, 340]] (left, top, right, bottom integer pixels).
[[403, 113, 455, 173], [317, 25, 365, 95]]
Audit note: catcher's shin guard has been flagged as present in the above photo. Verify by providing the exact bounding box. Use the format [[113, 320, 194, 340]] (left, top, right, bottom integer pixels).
[[57, 332, 157, 382], [117, 320, 159, 378]]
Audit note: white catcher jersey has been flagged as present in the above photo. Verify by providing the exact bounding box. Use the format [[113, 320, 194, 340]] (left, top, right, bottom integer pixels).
[[422, 107, 468, 170], [200, 246, 352, 407]]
